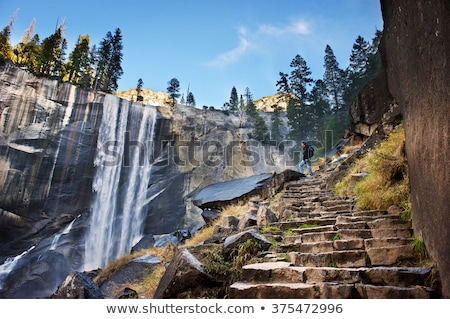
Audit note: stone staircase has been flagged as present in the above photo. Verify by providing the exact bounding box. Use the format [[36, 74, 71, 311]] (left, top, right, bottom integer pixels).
[[229, 172, 439, 298]]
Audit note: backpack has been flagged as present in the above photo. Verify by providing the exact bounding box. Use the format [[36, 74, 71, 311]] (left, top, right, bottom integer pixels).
[[308, 145, 315, 158]]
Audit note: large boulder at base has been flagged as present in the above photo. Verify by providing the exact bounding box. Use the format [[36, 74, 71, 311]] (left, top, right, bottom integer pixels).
[[192, 173, 272, 210], [51, 272, 103, 299], [153, 248, 222, 298], [100, 255, 161, 298]]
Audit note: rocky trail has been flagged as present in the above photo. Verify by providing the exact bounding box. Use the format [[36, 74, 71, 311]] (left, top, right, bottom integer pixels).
[[227, 169, 440, 299]]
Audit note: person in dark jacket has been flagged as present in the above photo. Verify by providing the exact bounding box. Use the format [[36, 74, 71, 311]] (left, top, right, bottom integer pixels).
[[299, 141, 313, 176]]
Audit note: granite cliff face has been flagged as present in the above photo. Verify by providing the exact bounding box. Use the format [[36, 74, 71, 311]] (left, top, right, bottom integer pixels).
[[380, 0, 450, 298], [348, 0, 450, 298]]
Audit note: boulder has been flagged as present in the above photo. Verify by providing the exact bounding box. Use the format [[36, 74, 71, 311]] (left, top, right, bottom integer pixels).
[[100, 255, 160, 298], [201, 209, 221, 226], [192, 173, 272, 210], [223, 229, 272, 256], [153, 248, 221, 298], [51, 272, 103, 299], [256, 205, 278, 226], [237, 212, 257, 231]]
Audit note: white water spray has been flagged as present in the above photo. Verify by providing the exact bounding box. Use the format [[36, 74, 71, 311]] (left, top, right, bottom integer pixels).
[[84, 95, 156, 270], [49, 214, 80, 250], [0, 246, 35, 289]]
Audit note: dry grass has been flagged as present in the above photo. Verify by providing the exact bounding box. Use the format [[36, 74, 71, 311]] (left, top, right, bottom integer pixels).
[[183, 201, 250, 247], [335, 126, 410, 210], [93, 243, 178, 298]]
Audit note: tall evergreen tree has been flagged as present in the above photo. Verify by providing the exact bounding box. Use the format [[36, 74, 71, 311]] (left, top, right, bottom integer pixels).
[[106, 28, 123, 92], [252, 113, 269, 143], [289, 54, 313, 103], [229, 86, 239, 111], [0, 12, 15, 61], [286, 54, 313, 141], [136, 78, 144, 102], [270, 104, 283, 143], [93, 31, 112, 92], [365, 29, 383, 81], [12, 19, 38, 68], [323, 44, 350, 142], [167, 78, 180, 107], [243, 87, 257, 117], [94, 28, 123, 93], [309, 79, 330, 142], [323, 45, 346, 114], [186, 92, 196, 106], [37, 22, 67, 77], [66, 34, 90, 84]]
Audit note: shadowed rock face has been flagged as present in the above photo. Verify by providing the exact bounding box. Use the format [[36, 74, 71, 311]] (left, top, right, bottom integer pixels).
[[380, 0, 450, 298]]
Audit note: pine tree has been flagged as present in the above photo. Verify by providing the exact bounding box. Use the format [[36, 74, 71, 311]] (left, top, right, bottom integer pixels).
[[289, 54, 313, 104], [309, 79, 330, 142], [323, 44, 350, 141], [323, 45, 346, 114], [270, 104, 283, 143], [107, 28, 124, 92], [229, 86, 239, 111], [0, 12, 16, 61], [244, 87, 257, 117], [78, 44, 97, 90], [167, 78, 180, 107], [66, 34, 90, 84], [252, 113, 269, 143], [37, 22, 67, 77], [93, 31, 112, 92], [285, 54, 313, 141], [276, 72, 290, 96], [136, 78, 144, 102], [187, 92, 196, 106], [12, 19, 38, 68], [92, 29, 123, 93]]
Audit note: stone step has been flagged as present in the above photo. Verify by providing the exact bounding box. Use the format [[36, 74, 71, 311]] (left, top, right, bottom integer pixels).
[[239, 263, 433, 287], [301, 231, 338, 243], [292, 224, 336, 235], [367, 245, 415, 266], [271, 218, 337, 230], [229, 281, 433, 299], [367, 218, 412, 230], [277, 241, 335, 254], [322, 199, 355, 207], [371, 228, 412, 238], [289, 250, 368, 268], [229, 281, 318, 299], [337, 229, 373, 240], [323, 204, 354, 212], [335, 220, 368, 229]]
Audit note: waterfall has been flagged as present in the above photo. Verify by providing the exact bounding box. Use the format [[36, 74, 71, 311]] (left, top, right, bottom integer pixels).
[[49, 214, 80, 250], [84, 95, 157, 270]]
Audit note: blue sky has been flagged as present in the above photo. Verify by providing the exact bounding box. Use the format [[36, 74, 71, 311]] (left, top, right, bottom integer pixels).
[[0, 0, 383, 108]]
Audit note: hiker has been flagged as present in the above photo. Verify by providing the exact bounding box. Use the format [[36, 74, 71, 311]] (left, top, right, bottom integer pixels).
[[299, 141, 313, 176]]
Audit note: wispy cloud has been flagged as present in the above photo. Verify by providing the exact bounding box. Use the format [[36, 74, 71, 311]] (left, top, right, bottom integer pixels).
[[206, 19, 311, 68], [206, 26, 252, 69], [258, 19, 311, 36]]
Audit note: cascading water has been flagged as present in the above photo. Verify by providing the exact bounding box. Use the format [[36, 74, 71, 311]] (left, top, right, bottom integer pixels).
[[84, 95, 157, 270], [0, 246, 35, 290], [49, 214, 80, 250]]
